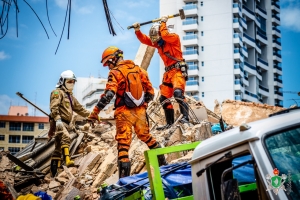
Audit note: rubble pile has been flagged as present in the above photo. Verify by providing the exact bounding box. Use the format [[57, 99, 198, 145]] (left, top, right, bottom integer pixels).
[[0, 98, 285, 200]]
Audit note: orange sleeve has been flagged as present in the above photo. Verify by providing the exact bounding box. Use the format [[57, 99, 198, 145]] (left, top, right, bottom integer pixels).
[[104, 70, 119, 94], [159, 22, 179, 44], [140, 68, 154, 95], [135, 30, 157, 48]]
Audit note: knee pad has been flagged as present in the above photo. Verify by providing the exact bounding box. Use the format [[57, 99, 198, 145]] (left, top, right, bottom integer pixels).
[[173, 89, 184, 99]]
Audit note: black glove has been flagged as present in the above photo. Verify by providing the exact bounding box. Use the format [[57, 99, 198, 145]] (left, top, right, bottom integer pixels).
[[144, 92, 154, 103]]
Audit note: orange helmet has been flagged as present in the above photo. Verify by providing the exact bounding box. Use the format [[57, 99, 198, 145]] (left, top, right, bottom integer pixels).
[[101, 46, 123, 66]]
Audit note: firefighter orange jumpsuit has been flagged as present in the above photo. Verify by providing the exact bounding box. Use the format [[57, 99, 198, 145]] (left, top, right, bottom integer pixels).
[[135, 21, 189, 130], [90, 47, 167, 178]]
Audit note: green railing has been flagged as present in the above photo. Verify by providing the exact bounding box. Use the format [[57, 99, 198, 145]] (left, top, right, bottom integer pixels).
[[144, 142, 201, 200]]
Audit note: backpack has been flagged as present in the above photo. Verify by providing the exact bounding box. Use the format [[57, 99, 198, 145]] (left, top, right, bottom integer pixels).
[[117, 64, 145, 108]]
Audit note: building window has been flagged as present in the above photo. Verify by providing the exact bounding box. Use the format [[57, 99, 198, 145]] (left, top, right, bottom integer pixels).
[[0, 147, 4, 151], [201, 16, 203, 21], [202, 77, 204, 82], [0, 121, 5, 128], [201, 31, 204, 36], [0, 135, 4, 141], [23, 123, 34, 131], [9, 122, 21, 131], [38, 123, 44, 129], [201, 2, 203, 6], [22, 135, 34, 144], [201, 46, 204, 51], [202, 61, 204, 66], [202, 92, 205, 97], [9, 135, 21, 143], [8, 147, 20, 155]]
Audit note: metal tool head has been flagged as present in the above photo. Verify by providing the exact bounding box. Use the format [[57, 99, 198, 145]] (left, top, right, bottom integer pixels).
[[179, 9, 185, 20]]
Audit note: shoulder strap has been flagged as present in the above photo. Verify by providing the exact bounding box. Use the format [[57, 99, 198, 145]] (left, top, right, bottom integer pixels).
[[161, 45, 182, 62]]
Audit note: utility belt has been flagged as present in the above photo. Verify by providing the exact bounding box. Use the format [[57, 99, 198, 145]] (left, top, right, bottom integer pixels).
[[165, 61, 188, 80]]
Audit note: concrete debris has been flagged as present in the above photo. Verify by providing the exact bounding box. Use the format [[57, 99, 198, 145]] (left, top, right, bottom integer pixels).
[[0, 97, 285, 199]]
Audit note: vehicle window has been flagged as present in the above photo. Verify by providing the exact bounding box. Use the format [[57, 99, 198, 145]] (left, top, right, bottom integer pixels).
[[265, 126, 300, 199], [207, 153, 267, 200]]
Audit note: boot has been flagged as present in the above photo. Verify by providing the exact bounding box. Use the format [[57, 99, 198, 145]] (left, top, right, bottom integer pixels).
[[61, 145, 74, 167], [156, 109, 174, 130], [152, 143, 168, 166], [50, 158, 61, 177], [179, 101, 189, 124], [118, 160, 131, 179]]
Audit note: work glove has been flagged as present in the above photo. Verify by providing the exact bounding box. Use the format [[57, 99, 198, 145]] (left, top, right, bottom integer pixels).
[[88, 106, 101, 122], [132, 22, 140, 31], [55, 119, 64, 131], [161, 15, 168, 23]]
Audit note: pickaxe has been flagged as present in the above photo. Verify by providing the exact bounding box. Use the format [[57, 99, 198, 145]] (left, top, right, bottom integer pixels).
[[127, 9, 185, 29]]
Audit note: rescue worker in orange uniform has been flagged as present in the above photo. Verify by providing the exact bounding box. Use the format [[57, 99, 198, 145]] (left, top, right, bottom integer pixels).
[[88, 46, 167, 178], [132, 16, 189, 130]]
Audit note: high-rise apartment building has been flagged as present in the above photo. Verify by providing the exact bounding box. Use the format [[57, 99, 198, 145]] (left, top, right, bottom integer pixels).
[[160, 0, 283, 110]]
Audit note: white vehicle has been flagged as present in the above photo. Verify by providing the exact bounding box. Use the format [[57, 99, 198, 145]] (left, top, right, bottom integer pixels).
[[190, 107, 300, 200]]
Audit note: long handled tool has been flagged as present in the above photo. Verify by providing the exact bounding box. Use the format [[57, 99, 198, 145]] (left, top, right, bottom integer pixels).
[[127, 9, 185, 29]]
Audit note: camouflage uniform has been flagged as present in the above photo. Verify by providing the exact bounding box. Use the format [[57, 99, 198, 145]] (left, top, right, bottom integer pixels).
[[50, 87, 90, 159]]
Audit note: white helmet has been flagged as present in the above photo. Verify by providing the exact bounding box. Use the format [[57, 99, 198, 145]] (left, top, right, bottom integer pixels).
[[56, 70, 77, 87], [149, 23, 161, 43]]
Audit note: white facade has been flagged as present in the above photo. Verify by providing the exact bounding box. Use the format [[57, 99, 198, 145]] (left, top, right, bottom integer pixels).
[[160, 0, 283, 110], [73, 77, 113, 112]]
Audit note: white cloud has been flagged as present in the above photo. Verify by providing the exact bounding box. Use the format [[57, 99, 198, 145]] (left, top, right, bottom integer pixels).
[[124, 1, 150, 8], [0, 51, 10, 61], [109, 31, 135, 45], [281, 7, 300, 32]]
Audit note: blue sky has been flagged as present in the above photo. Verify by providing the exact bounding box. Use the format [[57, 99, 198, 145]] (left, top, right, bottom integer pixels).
[[0, 0, 299, 116]]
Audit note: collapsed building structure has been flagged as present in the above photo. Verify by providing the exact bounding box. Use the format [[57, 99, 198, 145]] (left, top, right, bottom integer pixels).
[[0, 96, 285, 200]]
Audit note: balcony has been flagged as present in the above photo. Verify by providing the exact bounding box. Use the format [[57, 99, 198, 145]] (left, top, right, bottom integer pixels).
[[187, 65, 199, 76], [182, 19, 198, 31], [255, 17, 261, 27], [186, 80, 199, 92], [240, 17, 247, 29], [242, 46, 248, 57], [183, 49, 198, 61], [259, 85, 269, 97], [233, 3, 242, 17], [243, 33, 255, 48], [235, 95, 241, 101], [257, 57, 268, 71], [234, 80, 244, 92], [233, 33, 243, 46], [183, 0, 197, 2], [273, 65, 282, 75], [233, 18, 243, 33], [255, 5, 267, 19], [272, 27, 281, 37], [273, 39, 282, 50], [274, 91, 284, 100], [272, 15, 280, 26], [273, 52, 282, 62], [234, 64, 244, 77], [256, 31, 268, 45], [271, 2, 280, 13], [244, 61, 256, 75], [245, 90, 258, 102], [234, 48, 244, 62], [182, 34, 198, 46], [274, 77, 283, 87], [183, 4, 198, 17], [255, 41, 262, 54], [242, 5, 255, 20], [243, 75, 249, 87]]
